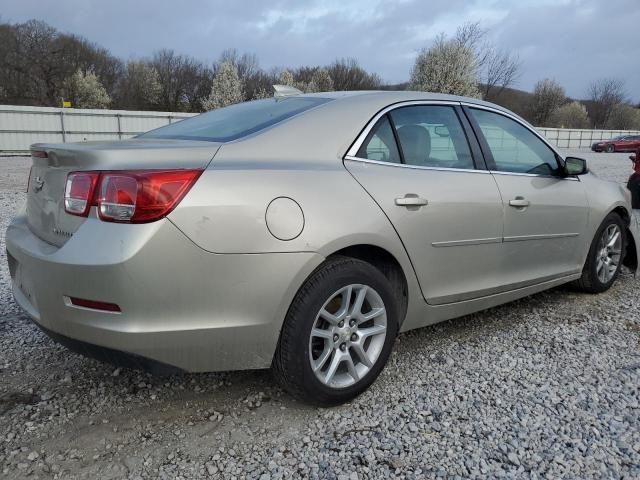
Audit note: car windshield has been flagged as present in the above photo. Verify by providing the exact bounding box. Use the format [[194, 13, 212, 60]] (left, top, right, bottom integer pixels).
[[140, 97, 332, 142]]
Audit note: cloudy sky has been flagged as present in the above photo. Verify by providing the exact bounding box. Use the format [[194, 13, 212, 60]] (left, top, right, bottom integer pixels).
[[2, 0, 639, 101]]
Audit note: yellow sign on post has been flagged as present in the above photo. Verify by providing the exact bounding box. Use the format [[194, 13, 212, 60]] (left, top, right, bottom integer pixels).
[[62, 101, 72, 108]]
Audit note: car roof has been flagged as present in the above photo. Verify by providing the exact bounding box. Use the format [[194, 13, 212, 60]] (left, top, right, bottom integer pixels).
[[213, 90, 523, 166], [299, 89, 511, 109]]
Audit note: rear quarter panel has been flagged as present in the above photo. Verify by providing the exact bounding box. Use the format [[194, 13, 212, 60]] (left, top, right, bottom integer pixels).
[[168, 157, 425, 330]]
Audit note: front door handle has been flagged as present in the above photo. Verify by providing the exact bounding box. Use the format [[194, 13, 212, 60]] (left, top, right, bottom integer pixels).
[[509, 197, 530, 208], [395, 195, 428, 207]]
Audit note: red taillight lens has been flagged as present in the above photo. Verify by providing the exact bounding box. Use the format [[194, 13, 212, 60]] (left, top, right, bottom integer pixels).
[[64, 169, 201, 222], [98, 170, 202, 223], [64, 172, 100, 216]]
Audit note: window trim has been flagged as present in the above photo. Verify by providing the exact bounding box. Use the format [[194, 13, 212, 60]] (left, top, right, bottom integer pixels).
[[355, 114, 402, 165], [345, 100, 484, 173], [461, 103, 576, 180]]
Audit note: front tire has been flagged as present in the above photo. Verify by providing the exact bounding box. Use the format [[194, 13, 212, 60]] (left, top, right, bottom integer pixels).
[[272, 256, 399, 406], [606, 144, 615, 153], [573, 213, 626, 293]]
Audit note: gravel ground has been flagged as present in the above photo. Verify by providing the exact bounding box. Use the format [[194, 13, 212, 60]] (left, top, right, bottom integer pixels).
[[1, 150, 639, 479]]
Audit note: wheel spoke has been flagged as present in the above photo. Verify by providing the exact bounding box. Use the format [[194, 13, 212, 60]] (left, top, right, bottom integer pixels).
[[351, 342, 373, 368], [345, 354, 359, 381], [312, 347, 333, 373], [359, 324, 386, 341], [359, 307, 385, 324], [311, 328, 333, 340], [607, 231, 620, 248], [319, 309, 340, 325], [350, 286, 368, 316], [337, 285, 353, 318], [324, 350, 344, 384]]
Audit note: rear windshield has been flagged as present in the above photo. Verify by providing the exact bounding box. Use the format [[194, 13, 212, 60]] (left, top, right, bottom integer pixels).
[[140, 97, 332, 142]]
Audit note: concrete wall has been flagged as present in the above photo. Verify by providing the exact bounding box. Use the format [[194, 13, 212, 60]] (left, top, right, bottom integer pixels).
[[1, 104, 639, 154]]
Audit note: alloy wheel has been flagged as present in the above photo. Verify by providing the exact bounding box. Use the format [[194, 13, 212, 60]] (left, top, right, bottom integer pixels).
[[308, 284, 387, 388], [596, 224, 622, 283]]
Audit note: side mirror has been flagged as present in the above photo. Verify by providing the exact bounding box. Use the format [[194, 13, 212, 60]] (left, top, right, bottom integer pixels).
[[564, 157, 588, 176], [630, 154, 637, 162]]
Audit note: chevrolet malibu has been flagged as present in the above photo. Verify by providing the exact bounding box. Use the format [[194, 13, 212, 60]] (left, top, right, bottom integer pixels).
[[6, 90, 639, 405]]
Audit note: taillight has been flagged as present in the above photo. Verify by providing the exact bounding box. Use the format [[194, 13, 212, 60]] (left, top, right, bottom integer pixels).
[[64, 172, 100, 216], [63, 169, 202, 223]]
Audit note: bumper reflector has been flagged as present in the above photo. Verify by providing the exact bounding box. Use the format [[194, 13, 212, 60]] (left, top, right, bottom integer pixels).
[[67, 296, 121, 313]]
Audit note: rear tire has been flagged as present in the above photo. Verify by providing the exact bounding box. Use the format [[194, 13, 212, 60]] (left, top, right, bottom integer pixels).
[[272, 256, 399, 406], [573, 213, 626, 293]]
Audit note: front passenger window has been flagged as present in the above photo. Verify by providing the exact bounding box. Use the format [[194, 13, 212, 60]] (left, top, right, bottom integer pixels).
[[469, 108, 560, 175]]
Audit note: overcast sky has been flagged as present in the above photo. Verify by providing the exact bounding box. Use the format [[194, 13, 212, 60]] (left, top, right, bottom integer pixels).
[[2, 0, 639, 101]]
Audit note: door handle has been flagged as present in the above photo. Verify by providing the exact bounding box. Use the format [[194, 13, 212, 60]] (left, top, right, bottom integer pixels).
[[395, 195, 428, 207], [509, 197, 530, 208]]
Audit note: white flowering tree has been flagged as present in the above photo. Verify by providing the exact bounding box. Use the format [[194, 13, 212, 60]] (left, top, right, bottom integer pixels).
[[549, 101, 590, 129], [410, 34, 479, 98], [66, 69, 111, 109], [278, 69, 295, 87], [202, 61, 243, 111], [306, 68, 334, 93]]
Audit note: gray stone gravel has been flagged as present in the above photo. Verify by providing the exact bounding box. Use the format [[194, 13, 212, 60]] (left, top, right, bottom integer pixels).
[[1, 150, 639, 479]]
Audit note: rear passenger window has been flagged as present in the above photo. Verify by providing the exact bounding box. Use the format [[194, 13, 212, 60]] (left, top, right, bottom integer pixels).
[[389, 106, 474, 169], [356, 116, 401, 164]]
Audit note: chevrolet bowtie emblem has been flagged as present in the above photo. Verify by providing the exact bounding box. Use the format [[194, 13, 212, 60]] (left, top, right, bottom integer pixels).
[[33, 176, 44, 192]]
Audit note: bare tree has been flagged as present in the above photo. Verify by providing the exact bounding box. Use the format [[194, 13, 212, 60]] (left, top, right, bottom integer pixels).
[[115, 61, 162, 110], [151, 49, 209, 111], [587, 78, 626, 128], [480, 47, 520, 101], [410, 34, 480, 97], [607, 103, 640, 130], [529, 78, 566, 126], [453, 22, 520, 100], [327, 58, 381, 90], [548, 101, 590, 129]]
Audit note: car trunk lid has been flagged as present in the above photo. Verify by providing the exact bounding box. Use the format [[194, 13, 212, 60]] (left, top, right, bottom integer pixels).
[[26, 139, 220, 247]]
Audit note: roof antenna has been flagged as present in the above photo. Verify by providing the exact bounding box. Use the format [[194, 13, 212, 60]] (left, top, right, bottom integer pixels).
[[273, 85, 303, 98]]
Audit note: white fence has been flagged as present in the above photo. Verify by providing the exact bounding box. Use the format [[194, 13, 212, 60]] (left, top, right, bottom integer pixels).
[[0, 104, 639, 154], [0, 105, 196, 154], [537, 128, 640, 149]]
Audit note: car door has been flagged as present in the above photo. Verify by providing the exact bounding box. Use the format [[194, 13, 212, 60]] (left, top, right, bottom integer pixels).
[[344, 103, 505, 305], [465, 105, 590, 287]]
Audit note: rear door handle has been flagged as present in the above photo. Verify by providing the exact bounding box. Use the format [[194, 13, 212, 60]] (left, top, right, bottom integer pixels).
[[395, 195, 428, 207], [509, 197, 530, 208]]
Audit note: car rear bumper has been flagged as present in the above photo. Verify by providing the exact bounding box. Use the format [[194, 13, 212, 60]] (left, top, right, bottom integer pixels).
[[6, 213, 323, 372]]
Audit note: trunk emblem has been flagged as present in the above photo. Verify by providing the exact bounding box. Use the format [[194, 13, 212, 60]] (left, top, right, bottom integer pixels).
[[33, 176, 44, 192]]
